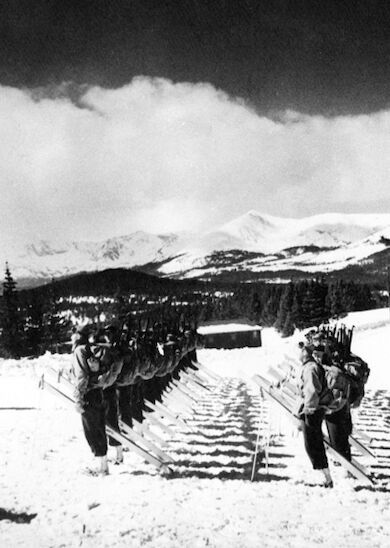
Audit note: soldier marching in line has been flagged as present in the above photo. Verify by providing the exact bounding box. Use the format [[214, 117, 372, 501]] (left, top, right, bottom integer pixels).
[[71, 314, 203, 475]]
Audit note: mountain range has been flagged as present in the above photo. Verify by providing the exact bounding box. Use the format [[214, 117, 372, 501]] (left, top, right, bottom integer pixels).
[[5, 211, 390, 287]]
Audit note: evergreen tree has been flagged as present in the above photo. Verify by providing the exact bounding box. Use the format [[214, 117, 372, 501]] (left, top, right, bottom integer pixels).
[[113, 289, 129, 327], [202, 296, 214, 322], [0, 263, 24, 358], [326, 280, 347, 318], [341, 281, 357, 313], [282, 311, 295, 337], [290, 285, 304, 330], [43, 280, 66, 353], [274, 283, 294, 332], [250, 291, 262, 323], [260, 286, 283, 327], [354, 284, 375, 311], [301, 279, 328, 327], [24, 292, 45, 356]]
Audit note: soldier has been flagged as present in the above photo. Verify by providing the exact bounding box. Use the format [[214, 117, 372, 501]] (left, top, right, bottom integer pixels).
[[100, 325, 125, 465], [296, 345, 334, 488], [72, 324, 109, 475]]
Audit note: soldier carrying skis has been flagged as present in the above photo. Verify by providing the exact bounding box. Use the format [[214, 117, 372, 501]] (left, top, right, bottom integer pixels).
[[71, 324, 124, 475], [295, 326, 370, 486], [71, 324, 110, 475], [296, 344, 335, 488]]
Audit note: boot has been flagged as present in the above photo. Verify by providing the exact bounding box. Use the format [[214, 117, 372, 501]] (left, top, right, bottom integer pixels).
[[98, 455, 109, 475], [115, 446, 124, 465], [321, 467, 333, 488], [83, 455, 109, 476]]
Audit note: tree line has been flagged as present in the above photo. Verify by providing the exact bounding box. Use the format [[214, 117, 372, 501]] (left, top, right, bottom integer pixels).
[[199, 278, 377, 337], [0, 264, 382, 358], [270, 278, 376, 337]]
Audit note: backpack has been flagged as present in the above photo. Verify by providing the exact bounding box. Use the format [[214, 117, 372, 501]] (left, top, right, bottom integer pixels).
[[343, 356, 370, 408], [319, 363, 351, 414]]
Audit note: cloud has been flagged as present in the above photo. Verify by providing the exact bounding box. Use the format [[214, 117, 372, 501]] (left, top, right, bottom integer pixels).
[[1, 77, 390, 257]]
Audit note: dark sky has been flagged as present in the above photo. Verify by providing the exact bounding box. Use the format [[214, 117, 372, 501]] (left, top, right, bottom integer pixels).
[[1, 0, 390, 115]]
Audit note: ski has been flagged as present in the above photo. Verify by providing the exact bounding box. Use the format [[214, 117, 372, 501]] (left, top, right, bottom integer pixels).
[[188, 368, 216, 387], [118, 420, 174, 464], [191, 361, 221, 383], [161, 392, 194, 418], [132, 419, 168, 447], [180, 369, 212, 391], [169, 380, 198, 403], [179, 372, 211, 395], [166, 382, 196, 406], [352, 428, 373, 446], [144, 399, 195, 432], [143, 411, 176, 437]]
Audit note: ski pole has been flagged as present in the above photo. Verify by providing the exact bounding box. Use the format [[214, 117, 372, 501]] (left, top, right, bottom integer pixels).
[[251, 388, 264, 482]]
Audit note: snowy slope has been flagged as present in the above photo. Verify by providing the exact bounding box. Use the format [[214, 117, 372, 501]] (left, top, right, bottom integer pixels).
[[4, 210, 390, 283], [0, 308, 389, 547]]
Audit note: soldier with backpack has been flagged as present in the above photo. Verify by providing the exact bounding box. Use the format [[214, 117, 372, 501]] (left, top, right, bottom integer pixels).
[[296, 344, 334, 488], [309, 338, 352, 462], [100, 325, 126, 465], [71, 323, 125, 474], [71, 324, 110, 476], [304, 327, 370, 464]]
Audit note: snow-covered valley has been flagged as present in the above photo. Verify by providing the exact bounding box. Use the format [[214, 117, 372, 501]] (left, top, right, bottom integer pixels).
[[1, 308, 390, 547]]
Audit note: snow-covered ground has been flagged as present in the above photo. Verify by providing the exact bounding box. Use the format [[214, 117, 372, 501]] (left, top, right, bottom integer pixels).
[[1, 309, 390, 547]]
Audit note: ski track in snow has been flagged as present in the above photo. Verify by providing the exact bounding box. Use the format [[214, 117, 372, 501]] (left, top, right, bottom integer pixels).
[[1, 316, 390, 547]]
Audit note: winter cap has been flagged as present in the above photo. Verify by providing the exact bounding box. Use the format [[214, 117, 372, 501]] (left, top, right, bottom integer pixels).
[[75, 324, 92, 336], [299, 345, 313, 364], [312, 347, 325, 363]]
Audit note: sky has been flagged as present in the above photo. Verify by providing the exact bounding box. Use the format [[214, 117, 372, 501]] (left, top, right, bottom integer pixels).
[[1, 0, 390, 254]]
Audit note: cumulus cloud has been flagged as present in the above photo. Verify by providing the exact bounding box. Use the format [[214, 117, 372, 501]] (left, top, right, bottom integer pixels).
[[1, 77, 390, 257]]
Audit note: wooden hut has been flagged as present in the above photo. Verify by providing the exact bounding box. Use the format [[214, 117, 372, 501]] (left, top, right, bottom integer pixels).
[[197, 318, 262, 349]]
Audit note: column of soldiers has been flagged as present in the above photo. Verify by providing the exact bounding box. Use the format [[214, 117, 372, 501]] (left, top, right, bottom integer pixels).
[[71, 314, 203, 475]]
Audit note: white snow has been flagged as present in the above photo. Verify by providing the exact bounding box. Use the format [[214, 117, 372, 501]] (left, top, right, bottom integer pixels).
[[0, 308, 390, 547], [5, 210, 390, 282], [198, 322, 261, 334], [159, 211, 390, 277]]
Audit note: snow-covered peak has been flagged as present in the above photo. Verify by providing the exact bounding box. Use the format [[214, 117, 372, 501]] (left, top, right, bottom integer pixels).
[[219, 211, 278, 239], [5, 211, 390, 284], [207, 211, 390, 254]]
